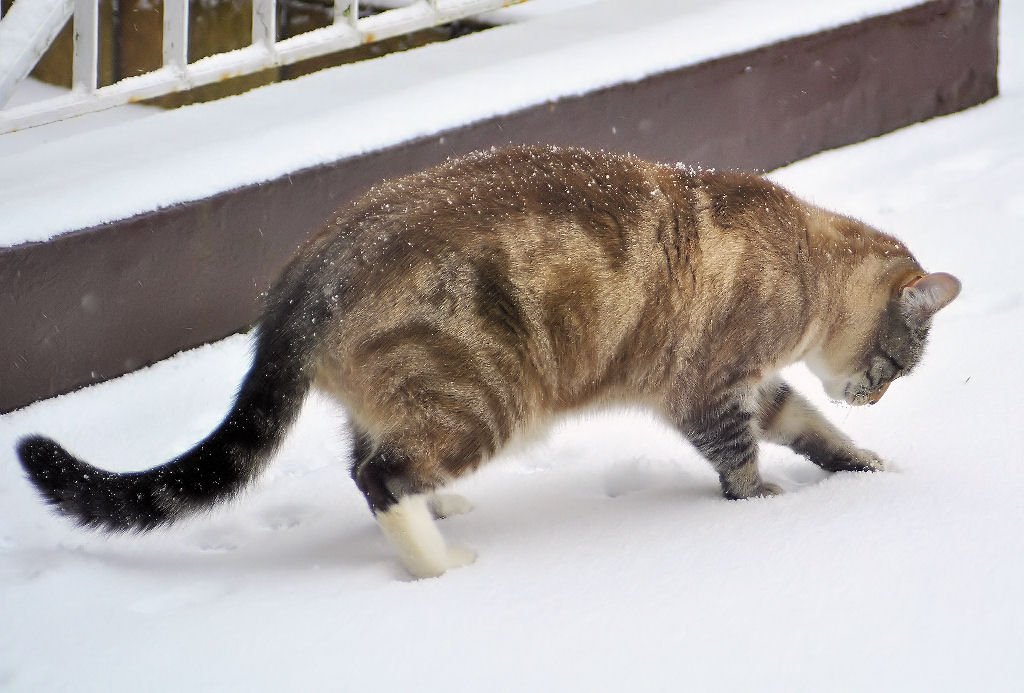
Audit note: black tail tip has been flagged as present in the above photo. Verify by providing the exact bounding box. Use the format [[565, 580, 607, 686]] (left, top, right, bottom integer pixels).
[[18, 433, 61, 457], [16, 434, 148, 531], [17, 435, 177, 533], [17, 435, 86, 510], [17, 435, 67, 476]]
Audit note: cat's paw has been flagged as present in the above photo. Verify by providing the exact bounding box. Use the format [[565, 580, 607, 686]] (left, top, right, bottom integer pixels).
[[857, 449, 886, 471], [724, 481, 783, 500], [403, 545, 477, 579], [446, 545, 478, 569], [428, 493, 474, 519], [819, 448, 886, 473]]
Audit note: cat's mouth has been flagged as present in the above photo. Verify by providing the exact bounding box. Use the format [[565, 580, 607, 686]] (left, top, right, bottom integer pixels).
[[844, 382, 891, 406]]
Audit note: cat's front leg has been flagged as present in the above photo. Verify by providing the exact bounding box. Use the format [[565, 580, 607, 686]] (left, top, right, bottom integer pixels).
[[676, 390, 782, 500], [756, 377, 885, 472]]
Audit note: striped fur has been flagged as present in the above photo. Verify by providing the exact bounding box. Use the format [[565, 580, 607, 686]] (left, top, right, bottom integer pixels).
[[16, 145, 959, 576]]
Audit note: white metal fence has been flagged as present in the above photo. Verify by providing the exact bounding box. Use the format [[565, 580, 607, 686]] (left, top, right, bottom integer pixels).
[[0, 0, 523, 134]]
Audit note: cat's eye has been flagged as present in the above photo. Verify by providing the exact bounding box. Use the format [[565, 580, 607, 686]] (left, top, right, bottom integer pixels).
[[885, 353, 906, 374], [867, 356, 898, 386], [875, 343, 908, 375]]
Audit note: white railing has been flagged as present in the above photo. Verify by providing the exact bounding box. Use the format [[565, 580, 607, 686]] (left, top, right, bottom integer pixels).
[[0, 0, 524, 134]]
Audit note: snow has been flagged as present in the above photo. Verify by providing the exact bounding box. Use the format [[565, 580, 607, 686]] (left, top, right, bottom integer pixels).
[[2, 1, 1023, 690], [0, 0, 923, 247]]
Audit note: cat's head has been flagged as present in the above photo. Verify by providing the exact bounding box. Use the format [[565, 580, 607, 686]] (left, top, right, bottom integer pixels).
[[808, 272, 961, 406]]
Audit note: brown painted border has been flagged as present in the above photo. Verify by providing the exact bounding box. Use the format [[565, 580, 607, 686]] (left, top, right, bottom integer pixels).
[[0, 0, 999, 413]]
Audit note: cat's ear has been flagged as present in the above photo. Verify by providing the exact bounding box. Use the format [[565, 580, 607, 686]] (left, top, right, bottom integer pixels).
[[899, 272, 961, 319]]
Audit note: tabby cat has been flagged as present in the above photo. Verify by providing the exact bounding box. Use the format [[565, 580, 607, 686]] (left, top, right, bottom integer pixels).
[[17, 145, 961, 578]]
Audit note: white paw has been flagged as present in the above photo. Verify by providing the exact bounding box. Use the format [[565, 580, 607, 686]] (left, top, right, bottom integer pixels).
[[446, 545, 477, 569], [403, 546, 477, 579], [428, 493, 474, 519]]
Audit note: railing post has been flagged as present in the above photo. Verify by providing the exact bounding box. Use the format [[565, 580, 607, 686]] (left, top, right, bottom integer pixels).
[[163, 0, 189, 72], [0, 0, 75, 108], [252, 0, 276, 49], [335, 0, 358, 28], [72, 0, 99, 92]]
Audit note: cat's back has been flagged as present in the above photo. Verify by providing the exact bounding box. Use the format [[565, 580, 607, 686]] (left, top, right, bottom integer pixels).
[[359, 144, 667, 235], [300, 145, 674, 306]]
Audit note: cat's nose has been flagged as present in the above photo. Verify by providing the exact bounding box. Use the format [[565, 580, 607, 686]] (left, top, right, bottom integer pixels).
[[867, 382, 890, 405]]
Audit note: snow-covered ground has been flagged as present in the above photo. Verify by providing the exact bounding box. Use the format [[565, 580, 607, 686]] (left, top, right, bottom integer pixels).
[[2, 2, 1022, 691]]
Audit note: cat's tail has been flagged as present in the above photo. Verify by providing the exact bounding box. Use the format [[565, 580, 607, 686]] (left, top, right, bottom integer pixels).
[[16, 300, 320, 532]]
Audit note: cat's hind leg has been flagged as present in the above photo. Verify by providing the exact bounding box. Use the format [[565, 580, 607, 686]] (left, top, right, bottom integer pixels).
[[350, 432, 476, 578], [756, 377, 885, 472], [375, 495, 477, 578]]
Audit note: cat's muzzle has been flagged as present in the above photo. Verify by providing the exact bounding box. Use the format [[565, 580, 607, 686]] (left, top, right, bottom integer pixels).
[[846, 381, 890, 406]]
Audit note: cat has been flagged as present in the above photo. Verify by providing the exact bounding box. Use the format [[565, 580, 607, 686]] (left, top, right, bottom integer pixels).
[[17, 145, 961, 578]]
